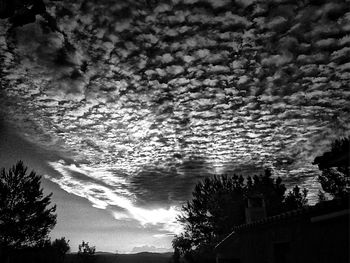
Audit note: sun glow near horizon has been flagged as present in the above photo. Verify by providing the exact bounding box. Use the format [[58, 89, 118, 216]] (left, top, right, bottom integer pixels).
[[47, 160, 183, 235]]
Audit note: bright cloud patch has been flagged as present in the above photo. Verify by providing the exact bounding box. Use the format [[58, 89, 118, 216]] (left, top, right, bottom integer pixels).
[[47, 160, 181, 234]]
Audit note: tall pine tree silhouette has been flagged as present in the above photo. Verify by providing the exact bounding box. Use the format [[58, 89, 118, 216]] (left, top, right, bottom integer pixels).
[[0, 161, 56, 249]]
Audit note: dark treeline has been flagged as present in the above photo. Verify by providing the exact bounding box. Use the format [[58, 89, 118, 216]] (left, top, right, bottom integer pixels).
[[171, 171, 306, 263], [0, 161, 95, 263], [171, 136, 350, 263], [0, 161, 70, 263], [0, 136, 349, 263], [1, 238, 70, 263]]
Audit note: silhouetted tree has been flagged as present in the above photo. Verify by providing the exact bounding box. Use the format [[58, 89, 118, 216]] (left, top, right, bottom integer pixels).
[[172, 234, 193, 260], [171, 247, 181, 263], [313, 136, 350, 198], [0, 161, 57, 250], [173, 170, 286, 262], [246, 170, 286, 216], [177, 175, 245, 253], [51, 237, 70, 263], [6, 237, 70, 263], [284, 185, 308, 210], [78, 241, 96, 263]]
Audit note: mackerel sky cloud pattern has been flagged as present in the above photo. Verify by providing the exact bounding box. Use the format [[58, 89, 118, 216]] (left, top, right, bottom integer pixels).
[[1, 0, 350, 232]]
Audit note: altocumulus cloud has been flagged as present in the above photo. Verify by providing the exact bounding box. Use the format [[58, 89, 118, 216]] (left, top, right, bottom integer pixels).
[[1, 0, 350, 229]]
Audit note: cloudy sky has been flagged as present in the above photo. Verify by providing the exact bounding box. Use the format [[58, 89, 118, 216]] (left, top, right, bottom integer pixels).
[[0, 0, 350, 253]]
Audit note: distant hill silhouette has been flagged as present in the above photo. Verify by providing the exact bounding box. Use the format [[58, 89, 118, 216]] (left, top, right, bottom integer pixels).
[[65, 252, 173, 263]]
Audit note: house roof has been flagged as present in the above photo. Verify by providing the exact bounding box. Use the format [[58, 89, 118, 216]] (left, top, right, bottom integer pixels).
[[215, 197, 349, 250]]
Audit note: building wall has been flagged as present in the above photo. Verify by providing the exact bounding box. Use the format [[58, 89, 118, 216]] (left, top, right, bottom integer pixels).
[[217, 212, 349, 263]]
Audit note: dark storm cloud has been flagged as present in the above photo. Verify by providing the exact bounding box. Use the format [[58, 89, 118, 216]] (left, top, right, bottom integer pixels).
[[130, 155, 215, 206], [1, 0, 350, 229]]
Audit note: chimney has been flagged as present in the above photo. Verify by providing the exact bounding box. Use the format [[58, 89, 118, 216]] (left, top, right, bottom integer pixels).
[[245, 195, 267, 223]]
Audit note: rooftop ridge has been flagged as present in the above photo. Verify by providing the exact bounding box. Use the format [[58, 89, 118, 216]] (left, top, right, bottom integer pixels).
[[234, 197, 349, 231]]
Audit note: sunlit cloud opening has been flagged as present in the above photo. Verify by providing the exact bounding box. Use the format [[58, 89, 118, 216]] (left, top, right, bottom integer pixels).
[[47, 160, 182, 234]]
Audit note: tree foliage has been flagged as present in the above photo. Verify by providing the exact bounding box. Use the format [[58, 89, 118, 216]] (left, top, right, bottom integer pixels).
[[51, 237, 70, 262], [171, 247, 181, 263], [173, 170, 288, 261], [284, 185, 308, 210], [0, 161, 57, 249], [246, 170, 286, 216], [1, 237, 70, 263], [78, 241, 96, 263], [313, 136, 350, 198], [178, 174, 246, 248], [52, 237, 70, 254]]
